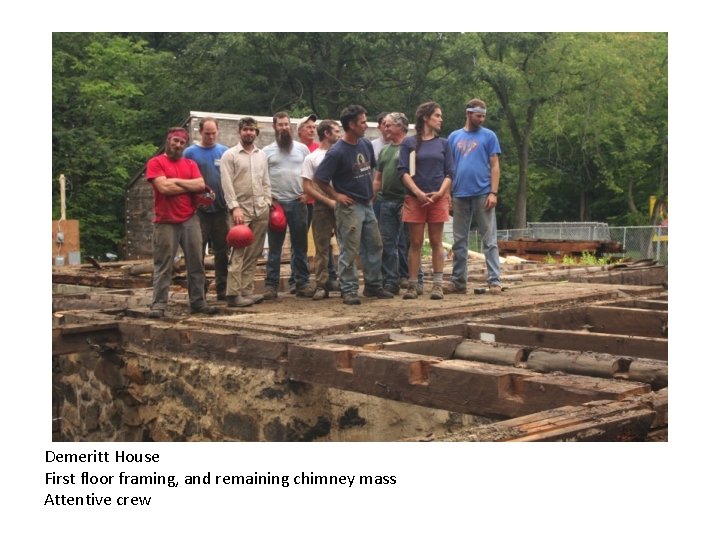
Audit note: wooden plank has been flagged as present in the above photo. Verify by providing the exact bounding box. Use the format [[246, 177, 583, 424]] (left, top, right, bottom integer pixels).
[[606, 299, 668, 311], [430, 395, 662, 442], [468, 323, 668, 360]]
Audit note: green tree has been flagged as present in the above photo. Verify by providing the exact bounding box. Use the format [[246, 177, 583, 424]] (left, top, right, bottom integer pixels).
[[52, 33, 180, 257]]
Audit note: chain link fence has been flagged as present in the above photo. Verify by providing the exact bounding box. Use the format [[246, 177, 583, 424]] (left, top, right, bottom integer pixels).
[[445, 222, 669, 265]]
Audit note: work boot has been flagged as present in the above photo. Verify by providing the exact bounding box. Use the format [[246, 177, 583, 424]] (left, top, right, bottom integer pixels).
[[148, 308, 164, 319], [385, 285, 400, 295], [296, 285, 316, 298], [416, 283, 424, 295], [489, 284, 503, 295], [328, 280, 340, 292], [216, 291, 227, 301], [362, 286, 394, 299], [399, 277, 409, 289], [442, 282, 467, 294], [227, 296, 255, 308], [191, 304, 219, 315], [263, 287, 278, 300], [241, 293, 265, 305], [403, 284, 418, 300], [430, 284, 444, 300], [342, 293, 362, 305], [313, 288, 329, 301]]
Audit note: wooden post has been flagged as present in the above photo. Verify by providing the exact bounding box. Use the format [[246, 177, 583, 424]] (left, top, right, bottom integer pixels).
[[59, 174, 67, 221]]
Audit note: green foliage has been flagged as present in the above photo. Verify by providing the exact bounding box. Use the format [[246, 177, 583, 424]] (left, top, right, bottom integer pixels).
[[555, 252, 611, 266], [52, 32, 667, 257]]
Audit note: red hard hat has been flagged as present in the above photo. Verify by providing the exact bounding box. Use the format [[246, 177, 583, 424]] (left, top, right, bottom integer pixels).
[[226, 224, 254, 249], [194, 185, 216, 208], [268, 203, 287, 232]]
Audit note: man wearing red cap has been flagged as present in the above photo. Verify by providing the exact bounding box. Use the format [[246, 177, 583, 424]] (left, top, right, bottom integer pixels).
[[220, 117, 271, 308], [145, 126, 218, 318]]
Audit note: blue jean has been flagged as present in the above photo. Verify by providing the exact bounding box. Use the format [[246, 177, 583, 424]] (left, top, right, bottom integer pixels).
[[451, 195, 501, 287], [265, 199, 310, 289], [378, 200, 423, 289], [334, 202, 383, 295]]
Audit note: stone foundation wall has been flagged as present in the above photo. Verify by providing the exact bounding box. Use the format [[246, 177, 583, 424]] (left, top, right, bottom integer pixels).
[[52, 346, 487, 442]]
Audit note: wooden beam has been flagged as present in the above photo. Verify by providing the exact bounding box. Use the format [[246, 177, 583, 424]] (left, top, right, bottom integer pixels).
[[287, 344, 650, 418], [585, 306, 667, 338], [52, 323, 120, 355], [467, 323, 668, 360]]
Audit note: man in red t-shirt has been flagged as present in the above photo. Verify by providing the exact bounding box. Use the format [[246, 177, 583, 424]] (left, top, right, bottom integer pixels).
[[145, 127, 218, 318]]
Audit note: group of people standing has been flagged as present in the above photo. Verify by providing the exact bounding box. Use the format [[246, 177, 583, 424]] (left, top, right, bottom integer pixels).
[[144, 98, 502, 316]]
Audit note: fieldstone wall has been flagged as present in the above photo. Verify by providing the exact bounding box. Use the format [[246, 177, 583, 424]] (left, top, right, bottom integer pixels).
[[52, 346, 487, 442]]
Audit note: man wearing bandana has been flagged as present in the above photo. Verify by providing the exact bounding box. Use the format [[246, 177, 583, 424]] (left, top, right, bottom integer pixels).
[[145, 126, 218, 318], [446, 99, 503, 295]]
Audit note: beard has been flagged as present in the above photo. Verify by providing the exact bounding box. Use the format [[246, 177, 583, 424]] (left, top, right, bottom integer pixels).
[[276, 130, 293, 153], [241, 133, 256, 146], [166, 147, 183, 161]]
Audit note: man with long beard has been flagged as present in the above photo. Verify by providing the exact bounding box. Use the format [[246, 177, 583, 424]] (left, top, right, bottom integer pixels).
[[262, 112, 314, 300], [220, 117, 271, 308], [145, 126, 218, 318]]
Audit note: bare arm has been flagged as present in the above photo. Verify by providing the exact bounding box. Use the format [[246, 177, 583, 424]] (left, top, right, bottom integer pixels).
[[372, 171, 382, 200], [303, 178, 336, 208], [152, 176, 205, 195], [402, 172, 432, 206], [317, 180, 354, 206], [486, 154, 500, 209]]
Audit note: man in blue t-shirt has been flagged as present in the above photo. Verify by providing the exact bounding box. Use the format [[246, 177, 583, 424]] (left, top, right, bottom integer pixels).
[[447, 99, 503, 294], [183, 117, 229, 300], [314, 105, 394, 305]]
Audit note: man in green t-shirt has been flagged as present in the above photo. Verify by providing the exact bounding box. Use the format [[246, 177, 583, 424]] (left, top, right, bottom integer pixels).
[[372, 112, 422, 295]]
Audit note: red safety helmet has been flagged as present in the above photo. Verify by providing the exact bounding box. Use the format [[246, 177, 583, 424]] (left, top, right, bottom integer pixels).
[[268, 203, 287, 232], [194, 185, 216, 208], [226, 224, 254, 249]]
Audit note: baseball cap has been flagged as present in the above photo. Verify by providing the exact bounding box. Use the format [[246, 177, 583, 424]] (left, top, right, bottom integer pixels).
[[297, 114, 318, 129]]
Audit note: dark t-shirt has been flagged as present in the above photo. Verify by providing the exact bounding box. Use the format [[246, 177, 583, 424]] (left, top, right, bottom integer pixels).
[[315, 138, 376, 203], [398, 136, 454, 193]]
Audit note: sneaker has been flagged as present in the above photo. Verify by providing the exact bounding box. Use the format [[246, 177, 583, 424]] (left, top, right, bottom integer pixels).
[[227, 296, 255, 308], [148, 308, 164, 319], [489, 284, 503, 295], [403, 285, 418, 300], [312, 288, 329, 301], [328, 280, 341, 292], [363, 286, 394, 299], [443, 282, 467, 294], [191, 304, 219, 315], [342, 293, 362, 305], [430, 284, 444, 300], [263, 287, 278, 300], [296, 285, 316, 298]]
